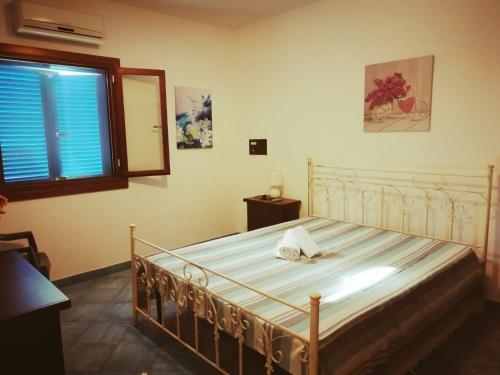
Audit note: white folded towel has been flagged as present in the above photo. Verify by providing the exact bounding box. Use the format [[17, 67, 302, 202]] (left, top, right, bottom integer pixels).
[[292, 225, 321, 258], [275, 229, 301, 260], [274, 226, 321, 260]]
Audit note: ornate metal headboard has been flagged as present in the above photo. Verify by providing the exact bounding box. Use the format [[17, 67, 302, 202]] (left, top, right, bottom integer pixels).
[[307, 159, 494, 265]]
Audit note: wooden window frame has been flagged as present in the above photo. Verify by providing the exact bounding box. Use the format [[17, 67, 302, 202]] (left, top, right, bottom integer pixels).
[[0, 42, 129, 201], [115, 67, 170, 177]]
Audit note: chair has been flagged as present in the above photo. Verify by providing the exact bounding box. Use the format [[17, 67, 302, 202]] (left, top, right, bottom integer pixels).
[[0, 232, 51, 279]]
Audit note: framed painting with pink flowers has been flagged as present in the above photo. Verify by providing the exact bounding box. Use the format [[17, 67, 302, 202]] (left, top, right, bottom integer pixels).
[[364, 55, 434, 132]]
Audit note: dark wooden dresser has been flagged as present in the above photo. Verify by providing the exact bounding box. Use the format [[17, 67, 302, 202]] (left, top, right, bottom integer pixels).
[[243, 196, 301, 230], [0, 251, 70, 374]]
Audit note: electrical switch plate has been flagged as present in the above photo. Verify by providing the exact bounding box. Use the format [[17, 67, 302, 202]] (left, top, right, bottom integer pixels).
[[249, 139, 267, 155]]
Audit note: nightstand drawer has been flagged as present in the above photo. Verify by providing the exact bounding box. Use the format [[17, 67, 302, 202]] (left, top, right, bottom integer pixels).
[[243, 196, 301, 230]]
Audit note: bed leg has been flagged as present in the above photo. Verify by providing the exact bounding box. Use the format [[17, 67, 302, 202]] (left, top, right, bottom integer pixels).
[[130, 224, 138, 325], [308, 158, 313, 216], [482, 165, 494, 273], [309, 292, 321, 375]]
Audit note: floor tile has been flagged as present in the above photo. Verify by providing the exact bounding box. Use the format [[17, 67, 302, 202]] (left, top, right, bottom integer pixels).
[[112, 268, 132, 278], [60, 287, 87, 303], [151, 347, 219, 375], [150, 349, 198, 375], [60, 282, 93, 303], [113, 287, 133, 302], [94, 276, 130, 290], [78, 322, 128, 344], [122, 324, 158, 346], [61, 321, 90, 345], [128, 319, 173, 346], [61, 303, 107, 322], [61, 279, 97, 292], [64, 343, 117, 372], [97, 302, 134, 322], [80, 288, 122, 303], [103, 342, 158, 372]]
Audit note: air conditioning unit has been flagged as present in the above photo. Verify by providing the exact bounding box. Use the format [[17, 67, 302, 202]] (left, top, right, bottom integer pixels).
[[12, 0, 104, 45]]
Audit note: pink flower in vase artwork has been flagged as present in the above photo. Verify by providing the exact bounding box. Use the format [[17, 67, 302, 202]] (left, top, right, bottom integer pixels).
[[363, 55, 434, 132]]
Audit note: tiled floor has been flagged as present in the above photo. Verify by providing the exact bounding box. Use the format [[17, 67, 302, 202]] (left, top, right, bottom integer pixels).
[[60, 269, 500, 375], [61, 269, 219, 375], [413, 307, 500, 374]]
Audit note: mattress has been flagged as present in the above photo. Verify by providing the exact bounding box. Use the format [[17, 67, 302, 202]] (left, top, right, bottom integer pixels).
[[147, 217, 483, 374]]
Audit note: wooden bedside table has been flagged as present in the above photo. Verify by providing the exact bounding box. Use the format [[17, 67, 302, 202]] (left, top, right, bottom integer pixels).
[[243, 196, 301, 230]]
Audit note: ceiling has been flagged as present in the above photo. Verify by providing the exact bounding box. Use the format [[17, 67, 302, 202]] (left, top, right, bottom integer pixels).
[[112, 0, 323, 28]]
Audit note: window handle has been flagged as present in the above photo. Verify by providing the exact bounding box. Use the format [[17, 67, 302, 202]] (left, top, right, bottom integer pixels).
[[153, 125, 162, 129]]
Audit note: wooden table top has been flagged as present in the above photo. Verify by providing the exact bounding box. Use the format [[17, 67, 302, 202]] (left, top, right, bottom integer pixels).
[[0, 251, 70, 322], [243, 196, 301, 207]]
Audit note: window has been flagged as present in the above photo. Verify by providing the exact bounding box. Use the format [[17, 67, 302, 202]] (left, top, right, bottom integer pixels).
[[0, 60, 112, 183], [116, 68, 170, 177], [0, 43, 170, 201]]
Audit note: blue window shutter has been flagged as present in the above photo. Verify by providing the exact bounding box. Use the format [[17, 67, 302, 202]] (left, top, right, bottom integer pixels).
[[53, 74, 105, 178], [0, 66, 50, 183]]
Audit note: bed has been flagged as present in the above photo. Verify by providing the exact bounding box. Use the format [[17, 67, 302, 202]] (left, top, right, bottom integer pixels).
[[130, 160, 494, 375]]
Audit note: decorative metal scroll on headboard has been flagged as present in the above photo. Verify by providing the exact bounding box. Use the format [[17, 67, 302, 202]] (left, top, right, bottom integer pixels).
[[307, 159, 494, 264]]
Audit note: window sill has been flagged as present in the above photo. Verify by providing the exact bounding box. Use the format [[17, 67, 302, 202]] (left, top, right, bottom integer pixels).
[[1, 176, 129, 201]]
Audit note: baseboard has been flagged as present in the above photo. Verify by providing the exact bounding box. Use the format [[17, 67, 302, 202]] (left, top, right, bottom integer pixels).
[[53, 261, 130, 288]]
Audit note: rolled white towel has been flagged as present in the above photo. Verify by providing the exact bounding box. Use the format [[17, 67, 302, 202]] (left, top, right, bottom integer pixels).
[[275, 229, 301, 260], [291, 226, 321, 258]]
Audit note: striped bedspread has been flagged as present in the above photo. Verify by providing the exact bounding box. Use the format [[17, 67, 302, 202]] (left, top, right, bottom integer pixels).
[[148, 217, 482, 374]]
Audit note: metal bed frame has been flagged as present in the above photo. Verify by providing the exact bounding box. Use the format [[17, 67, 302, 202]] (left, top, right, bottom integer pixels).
[[130, 159, 494, 375]]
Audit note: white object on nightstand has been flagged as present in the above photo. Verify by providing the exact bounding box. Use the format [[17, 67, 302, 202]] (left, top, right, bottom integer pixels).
[[269, 170, 283, 198]]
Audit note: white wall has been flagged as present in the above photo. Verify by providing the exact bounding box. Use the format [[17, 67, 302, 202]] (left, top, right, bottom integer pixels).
[[233, 0, 500, 299], [0, 0, 243, 279]]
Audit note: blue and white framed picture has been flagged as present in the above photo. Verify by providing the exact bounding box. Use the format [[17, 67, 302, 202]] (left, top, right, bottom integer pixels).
[[175, 86, 213, 149]]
